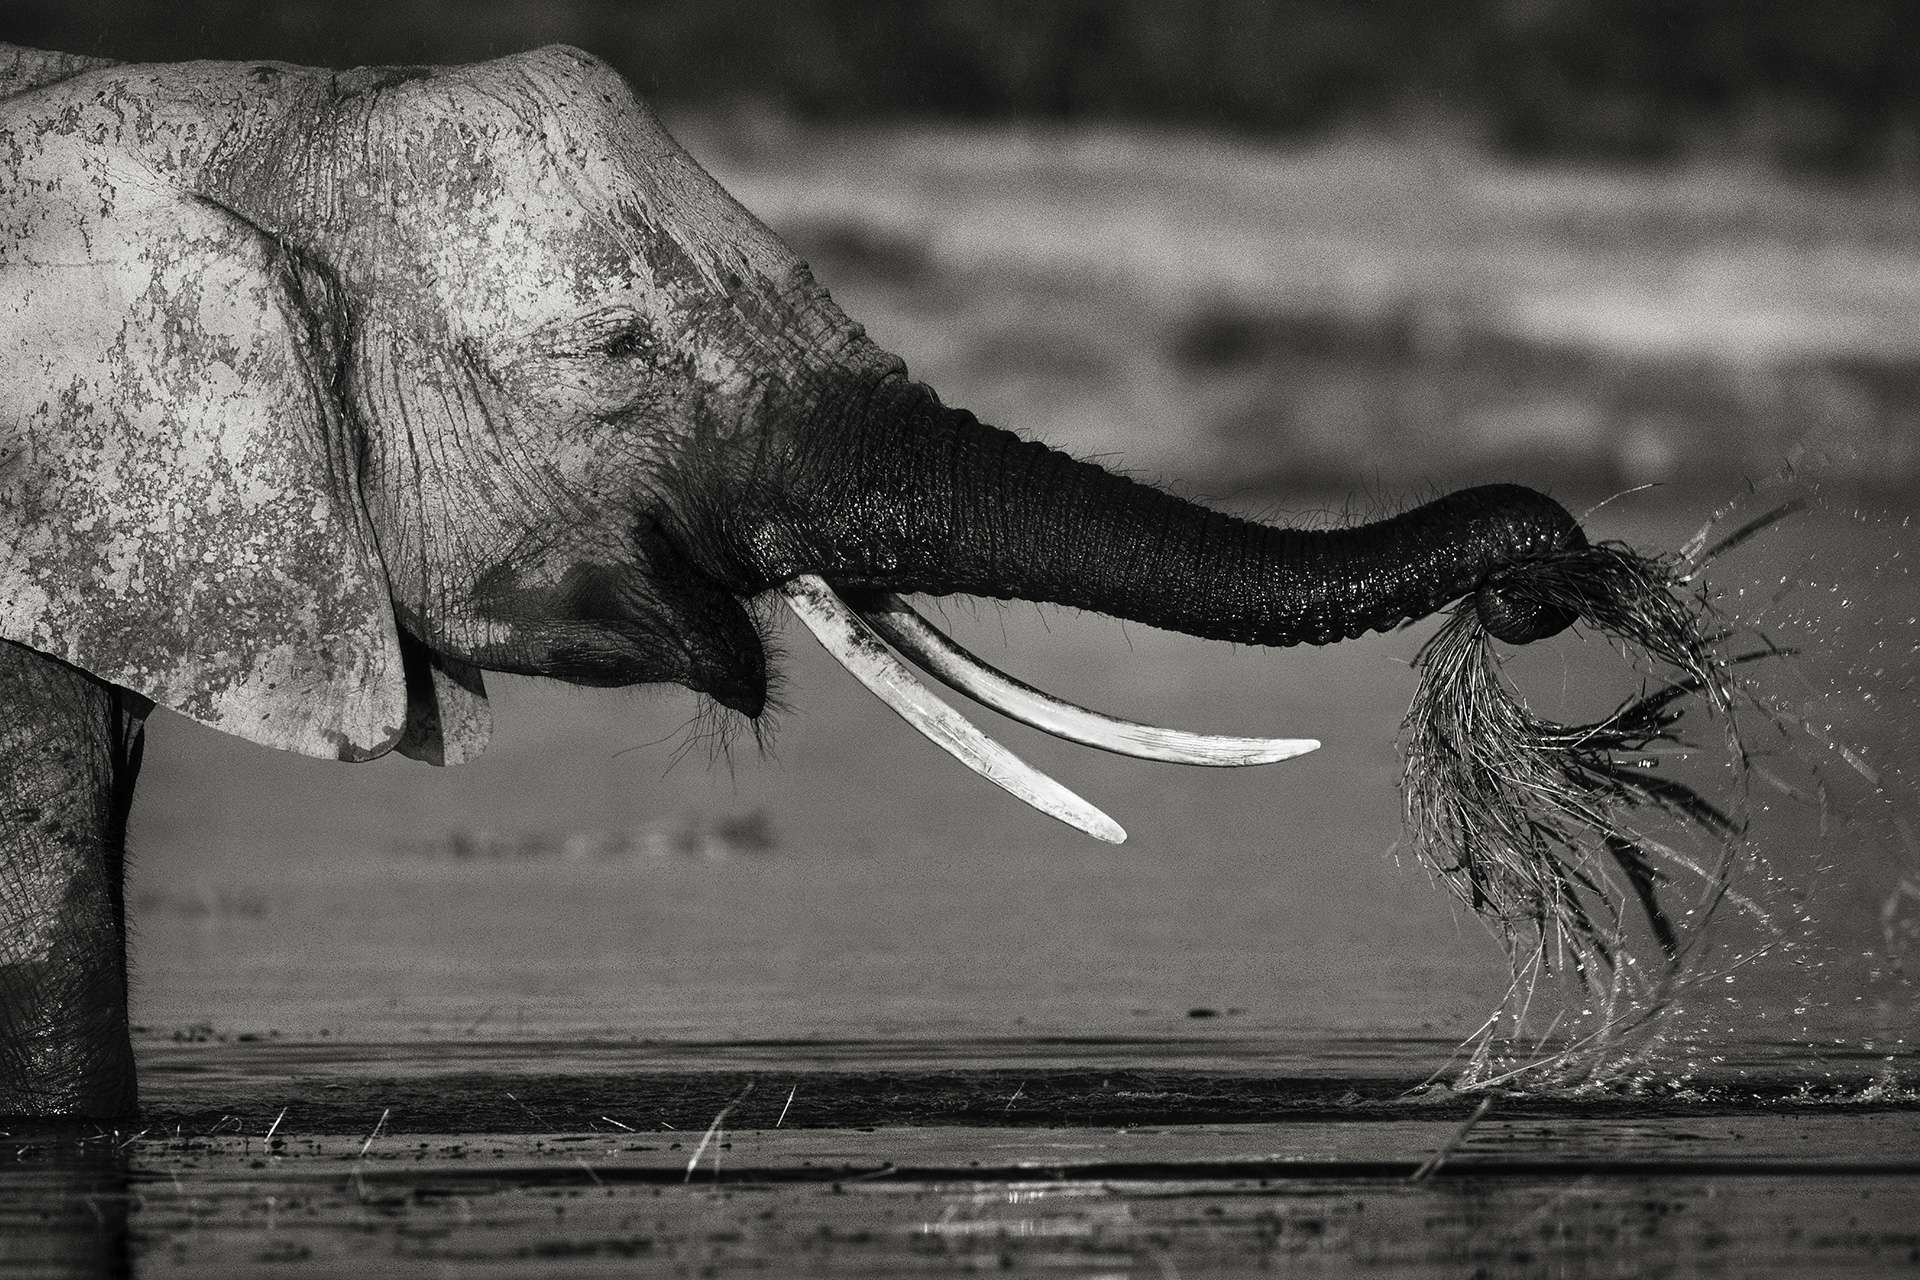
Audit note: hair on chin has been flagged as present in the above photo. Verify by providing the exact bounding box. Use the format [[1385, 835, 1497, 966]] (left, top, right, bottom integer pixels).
[[666, 596, 788, 774]]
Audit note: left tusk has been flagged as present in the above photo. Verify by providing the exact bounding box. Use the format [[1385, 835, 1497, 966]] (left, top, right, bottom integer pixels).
[[780, 575, 1126, 844], [852, 593, 1320, 767]]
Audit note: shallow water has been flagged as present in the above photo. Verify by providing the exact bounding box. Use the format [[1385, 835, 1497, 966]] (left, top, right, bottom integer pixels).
[[9, 1088, 1920, 1276], [9, 495, 1905, 1275]]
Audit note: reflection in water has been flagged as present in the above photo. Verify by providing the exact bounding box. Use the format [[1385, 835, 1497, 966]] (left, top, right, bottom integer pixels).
[[5, 1119, 1919, 1276], [0, 1130, 131, 1279]]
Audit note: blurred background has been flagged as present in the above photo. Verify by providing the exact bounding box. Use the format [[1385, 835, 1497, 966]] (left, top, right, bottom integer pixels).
[[2, 3, 1913, 1058], [7, 0, 1917, 496]]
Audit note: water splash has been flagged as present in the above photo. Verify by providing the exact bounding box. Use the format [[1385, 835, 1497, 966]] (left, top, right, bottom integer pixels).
[[1405, 456, 1918, 1094]]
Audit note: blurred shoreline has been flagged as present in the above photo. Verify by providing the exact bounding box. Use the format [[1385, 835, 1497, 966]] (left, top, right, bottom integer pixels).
[[5, 8, 1912, 499], [680, 114, 1920, 502]]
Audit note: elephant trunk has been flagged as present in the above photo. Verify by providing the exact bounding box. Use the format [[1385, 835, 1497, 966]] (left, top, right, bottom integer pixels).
[[754, 378, 1583, 647]]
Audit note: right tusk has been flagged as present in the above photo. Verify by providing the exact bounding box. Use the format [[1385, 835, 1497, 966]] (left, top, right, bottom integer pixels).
[[781, 575, 1126, 844], [852, 593, 1321, 767]]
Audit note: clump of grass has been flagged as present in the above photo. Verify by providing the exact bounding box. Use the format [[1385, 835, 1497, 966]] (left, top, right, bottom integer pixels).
[[1400, 506, 1799, 1038]]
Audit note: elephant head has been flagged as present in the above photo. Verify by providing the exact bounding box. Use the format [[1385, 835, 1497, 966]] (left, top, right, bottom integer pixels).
[[0, 44, 1582, 838]]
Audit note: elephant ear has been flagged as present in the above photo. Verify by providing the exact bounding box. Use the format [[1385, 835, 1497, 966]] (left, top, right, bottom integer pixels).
[[0, 174, 456, 760]]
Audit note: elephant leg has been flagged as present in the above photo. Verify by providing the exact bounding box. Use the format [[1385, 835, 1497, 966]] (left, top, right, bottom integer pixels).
[[0, 640, 147, 1119]]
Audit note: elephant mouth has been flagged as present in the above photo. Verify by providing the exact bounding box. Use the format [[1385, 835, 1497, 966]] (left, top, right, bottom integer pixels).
[[779, 577, 1319, 844]]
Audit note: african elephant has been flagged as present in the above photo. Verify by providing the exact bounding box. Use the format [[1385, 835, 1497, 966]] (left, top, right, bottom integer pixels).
[[0, 42, 1582, 1117]]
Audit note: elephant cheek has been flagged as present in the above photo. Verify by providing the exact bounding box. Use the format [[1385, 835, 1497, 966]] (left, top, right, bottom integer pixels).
[[632, 555, 772, 717], [632, 524, 773, 718], [468, 561, 771, 718], [667, 592, 770, 719]]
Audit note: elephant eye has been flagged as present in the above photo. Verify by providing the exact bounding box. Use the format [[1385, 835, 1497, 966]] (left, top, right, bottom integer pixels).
[[599, 323, 652, 361]]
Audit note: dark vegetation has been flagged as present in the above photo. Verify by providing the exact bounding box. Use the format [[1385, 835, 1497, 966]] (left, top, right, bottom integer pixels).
[[1159, 305, 1920, 495], [4, 0, 1915, 175]]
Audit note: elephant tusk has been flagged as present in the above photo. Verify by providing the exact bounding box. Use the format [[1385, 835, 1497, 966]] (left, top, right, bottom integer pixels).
[[781, 575, 1126, 844], [852, 593, 1321, 767]]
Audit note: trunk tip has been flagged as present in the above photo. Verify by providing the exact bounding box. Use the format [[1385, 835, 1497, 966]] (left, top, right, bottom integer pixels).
[[1471, 492, 1588, 643]]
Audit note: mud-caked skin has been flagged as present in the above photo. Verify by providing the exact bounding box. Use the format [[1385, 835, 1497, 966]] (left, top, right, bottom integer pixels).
[[0, 42, 1581, 1116], [0, 642, 145, 1118]]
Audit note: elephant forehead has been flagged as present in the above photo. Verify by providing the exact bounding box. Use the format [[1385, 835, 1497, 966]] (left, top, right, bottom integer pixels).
[[354, 56, 803, 335], [407, 182, 642, 334]]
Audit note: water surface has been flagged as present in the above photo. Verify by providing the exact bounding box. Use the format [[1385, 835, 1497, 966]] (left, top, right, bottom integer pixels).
[[15, 496, 1897, 1276]]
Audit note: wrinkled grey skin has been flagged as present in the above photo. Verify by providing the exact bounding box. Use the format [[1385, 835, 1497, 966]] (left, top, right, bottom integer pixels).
[[0, 642, 145, 1116], [0, 43, 1581, 1117]]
